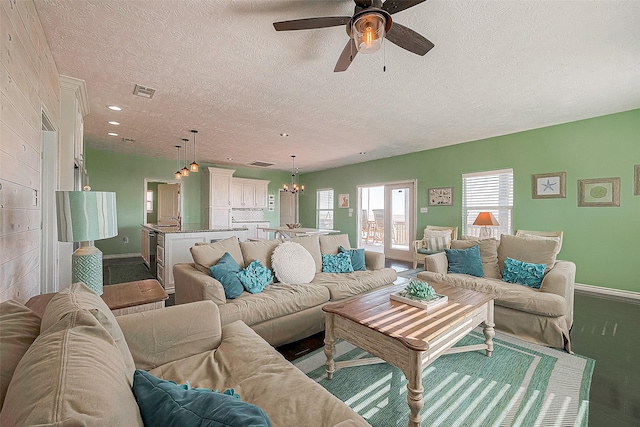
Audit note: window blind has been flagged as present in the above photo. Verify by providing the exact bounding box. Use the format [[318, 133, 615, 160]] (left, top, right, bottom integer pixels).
[[462, 169, 513, 237], [316, 189, 334, 229]]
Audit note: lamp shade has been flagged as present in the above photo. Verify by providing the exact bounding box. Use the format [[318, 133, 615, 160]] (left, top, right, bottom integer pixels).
[[473, 212, 500, 227], [56, 191, 118, 243]]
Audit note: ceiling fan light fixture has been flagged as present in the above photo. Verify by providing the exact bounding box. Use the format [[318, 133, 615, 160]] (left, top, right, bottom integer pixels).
[[352, 12, 387, 54]]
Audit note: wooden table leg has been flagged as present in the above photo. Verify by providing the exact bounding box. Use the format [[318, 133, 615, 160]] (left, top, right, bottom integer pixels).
[[483, 300, 495, 357], [324, 313, 336, 379], [406, 351, 424, 427]]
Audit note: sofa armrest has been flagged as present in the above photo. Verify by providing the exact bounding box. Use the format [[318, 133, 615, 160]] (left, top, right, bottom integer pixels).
[[117, 301, 222, 371], [364, 250, 385, 270], [540, 260, 576, 322], [173, 263, 226, 305], [424, 252, 448, 274]]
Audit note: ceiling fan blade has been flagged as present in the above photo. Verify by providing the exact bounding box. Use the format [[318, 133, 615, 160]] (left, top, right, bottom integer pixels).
[[334, 39, 358, 72], [382, 0, 427, 15], [385, 22, 434, 55], [273, 16, 351, 31]]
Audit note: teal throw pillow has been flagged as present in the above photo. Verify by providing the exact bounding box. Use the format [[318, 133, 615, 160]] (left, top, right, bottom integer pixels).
[[132, 370, 272, 427], [209, 252, 244, 299], [445, 245, 484, 277], [322, 252, 354, 273], [237, 260, 273, 294], [502, 257, 546, 289], [339, 246, 366, 271]]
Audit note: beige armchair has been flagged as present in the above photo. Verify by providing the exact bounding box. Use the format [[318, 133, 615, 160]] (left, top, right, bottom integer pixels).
[[412, 226, 458, 268]]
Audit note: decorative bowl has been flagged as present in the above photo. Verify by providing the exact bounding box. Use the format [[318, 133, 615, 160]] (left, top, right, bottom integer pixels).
[[286, 223, 302, 229]]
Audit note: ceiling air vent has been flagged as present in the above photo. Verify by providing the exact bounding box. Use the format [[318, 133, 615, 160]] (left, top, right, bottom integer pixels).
[[133, 84, 156, 99], [122, 137, 135, 143], [249, 161, 275, 168]]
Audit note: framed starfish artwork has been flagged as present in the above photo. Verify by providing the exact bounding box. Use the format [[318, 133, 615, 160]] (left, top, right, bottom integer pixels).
[[532, 172, 566, 199]]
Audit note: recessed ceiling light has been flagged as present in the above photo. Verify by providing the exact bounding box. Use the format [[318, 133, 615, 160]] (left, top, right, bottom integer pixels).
[[226, 157, 234, 161], [107, 105, 121, 111], [108, 121, 120, 125], [280, 133, 289, 137], [359, 152, 367, 155], [108, 132, 118, 136]]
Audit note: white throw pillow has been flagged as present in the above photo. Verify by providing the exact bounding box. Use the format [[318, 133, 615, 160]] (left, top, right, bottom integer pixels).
[[271, 241, 316, 284], [423, 229, 452, 251]]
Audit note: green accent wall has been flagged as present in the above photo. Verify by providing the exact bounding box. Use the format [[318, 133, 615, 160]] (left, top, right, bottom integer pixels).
[[299, 109, 640, 292], [85, 149, 290, 257]]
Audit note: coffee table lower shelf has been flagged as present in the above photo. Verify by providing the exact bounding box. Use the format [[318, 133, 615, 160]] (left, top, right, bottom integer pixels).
[[323, 282, 495, 427]]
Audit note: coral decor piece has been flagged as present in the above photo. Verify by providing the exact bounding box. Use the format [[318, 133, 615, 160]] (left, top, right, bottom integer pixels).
[[405, 280, 437, 300]]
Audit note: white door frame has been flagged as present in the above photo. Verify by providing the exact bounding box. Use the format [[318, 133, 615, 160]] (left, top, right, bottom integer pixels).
[[41, 113, 59, 294], [384, 181, 416, 262], [143, 178, 182, 224]]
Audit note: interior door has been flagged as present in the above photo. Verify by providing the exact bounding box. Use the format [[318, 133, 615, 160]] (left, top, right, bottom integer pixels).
[[158, 183, 180, 224], [384, 182, 415, 261]]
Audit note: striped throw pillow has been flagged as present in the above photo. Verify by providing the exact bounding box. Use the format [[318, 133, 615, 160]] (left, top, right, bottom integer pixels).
[[423, 229, 453, 251]]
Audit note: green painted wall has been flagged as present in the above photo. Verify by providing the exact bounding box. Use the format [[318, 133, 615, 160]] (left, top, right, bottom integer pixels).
[[299, 109, 640, 292], [85, 149, 290, 256]]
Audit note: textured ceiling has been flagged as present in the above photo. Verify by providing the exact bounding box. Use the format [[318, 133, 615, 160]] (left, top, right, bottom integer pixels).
[[34, 0, 640, 173]]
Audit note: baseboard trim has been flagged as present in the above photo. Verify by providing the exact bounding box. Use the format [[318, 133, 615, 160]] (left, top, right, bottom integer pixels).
[[103, 253, 141, 260], [575, 283, 640, 303]]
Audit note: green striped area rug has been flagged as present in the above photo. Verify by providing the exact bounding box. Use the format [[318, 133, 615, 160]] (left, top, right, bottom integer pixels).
[[293, 330, 594, 426]]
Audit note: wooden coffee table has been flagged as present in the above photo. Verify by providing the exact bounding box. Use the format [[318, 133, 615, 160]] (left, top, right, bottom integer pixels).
[[323, 281, 495, 427]]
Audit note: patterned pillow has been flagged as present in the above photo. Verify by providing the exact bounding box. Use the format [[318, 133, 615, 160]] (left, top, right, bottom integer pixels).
[[321, 252, 354, 273], [502, 257, 546, 289], [237, 260, 273, 294], [423, 229, 452, 251], [338, 246, 366, 271]]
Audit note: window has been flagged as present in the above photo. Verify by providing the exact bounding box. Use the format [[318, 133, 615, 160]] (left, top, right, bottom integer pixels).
[[316, 189, 334, 230], [146, 190, 154, 212], [462, 169, 513, 237]]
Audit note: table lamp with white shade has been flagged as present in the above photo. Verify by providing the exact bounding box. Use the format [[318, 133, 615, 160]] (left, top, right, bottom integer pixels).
[[56, 190, 117, 295], [473, 212, 500, 239]]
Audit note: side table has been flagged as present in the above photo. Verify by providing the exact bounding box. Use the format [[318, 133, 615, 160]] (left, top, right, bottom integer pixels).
[[25, 279, 168, 317]]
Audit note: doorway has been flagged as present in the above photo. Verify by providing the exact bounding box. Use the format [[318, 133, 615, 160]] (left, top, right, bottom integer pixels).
[[279, 190, 297, 226], [358, 181, 416, 262], [144, 179, 182, 225]]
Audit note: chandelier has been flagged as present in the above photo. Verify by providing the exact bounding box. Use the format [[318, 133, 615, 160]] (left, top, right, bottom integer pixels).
[[283, 155, 304, 194]]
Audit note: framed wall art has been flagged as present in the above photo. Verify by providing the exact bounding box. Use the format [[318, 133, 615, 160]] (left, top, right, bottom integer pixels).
[[531, 172, 566, 199], [578, 177, 620, 207], [635, 165, 640, 196], [338, 193, 349, 208], [428, 187, 453, 206]]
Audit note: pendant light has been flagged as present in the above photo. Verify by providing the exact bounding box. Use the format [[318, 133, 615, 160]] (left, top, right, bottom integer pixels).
[[189, 129, 199, 172], [283, 155, 304, 194], [181, 138, 189, 176], [174, 145, 182, 180]]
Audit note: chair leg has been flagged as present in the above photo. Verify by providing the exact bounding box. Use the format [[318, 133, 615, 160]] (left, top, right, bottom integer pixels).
[[413, 259, 417, 269]]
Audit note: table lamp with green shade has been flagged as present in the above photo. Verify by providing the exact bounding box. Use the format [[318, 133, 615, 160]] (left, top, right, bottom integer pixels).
[[55, 190, 118, 295]]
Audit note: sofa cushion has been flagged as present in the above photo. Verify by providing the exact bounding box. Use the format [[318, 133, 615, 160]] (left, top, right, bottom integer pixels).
[[209, 252, 244, 299], [0, 309, 143, 426], [319, 234, 351, 254], [217, 283, 330, 326], [240, 239, 281, 272], [271, 241, 316, 284], [191, 236, 245, 273], [41, 282, 136, 385], [339, 246, 366, 271], [132, 370, 271, 427], [0, 301, 41, 408], [311, 268, 398, 301], [498, 234, 560, 274], [445, 245, 484, 277], [502, 257, 546, 289], [451, 238, 501, 278], [148, 320, 370, 427], [322, 252, 354, 273], [417, 271, 567, 317], [423, 229, 452, 251], [238, 260, 273, 294], [289, 235, 323, 273]]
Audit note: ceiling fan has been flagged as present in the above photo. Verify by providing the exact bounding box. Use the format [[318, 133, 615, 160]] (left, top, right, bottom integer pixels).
[[273, 0, 434, 72]]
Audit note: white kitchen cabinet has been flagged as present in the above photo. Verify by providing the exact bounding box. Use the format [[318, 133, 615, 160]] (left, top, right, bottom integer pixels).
[[204, 167, 234, 227], [231, 178, 269, 208], [231, 221, 270, 240], [155, 229, 248, 293], [141, 228, 151, 268]]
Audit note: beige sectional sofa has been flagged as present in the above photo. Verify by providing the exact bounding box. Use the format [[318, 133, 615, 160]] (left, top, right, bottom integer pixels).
[[174, 234, 398, 346], [0, 283, 369, 426], [416, 234, 575, 352]]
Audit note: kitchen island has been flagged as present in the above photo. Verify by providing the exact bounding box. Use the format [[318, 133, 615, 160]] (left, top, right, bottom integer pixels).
[[141, 223, 248, 293]]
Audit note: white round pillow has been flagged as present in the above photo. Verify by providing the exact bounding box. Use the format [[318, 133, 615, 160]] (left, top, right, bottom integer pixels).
[[271, 241, 316, 284]]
